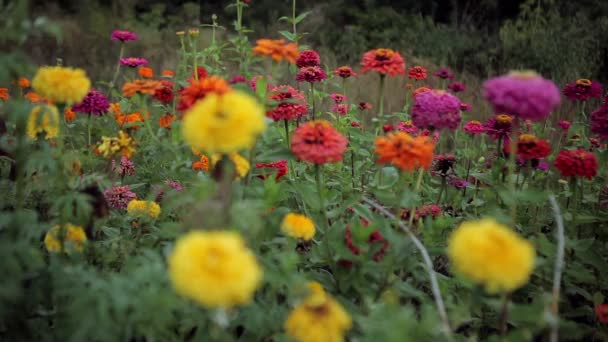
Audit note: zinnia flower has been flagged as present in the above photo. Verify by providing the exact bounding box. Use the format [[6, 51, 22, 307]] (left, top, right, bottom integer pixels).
[[330, 93, 347, 104], [27, 105, 60, 140], [516, 134, 551, 160], [375, 132, 434, 172], [162, 69, 175, 77], [433, 67, 454, 80], [332, 104, 349, 116], [360, 48, 405, 76], [177, 76, 232, 111], [182, 92, 266, 154], [590, 105, 608, 141], [447, 218, 535, 293], [285, 282, 352, 342], [448, 81, 466, 92], [44, 224, 87, 253], [408, 66, 427, 80], [463, 120, 486, 135], [111, 156, 136, 177], [483, 71, 561, 121], [401, 204, 443, 223], [17, 77, 30, 88], [104, 185, 137, 209], [111, 30, 137, 42], [120, 57, 149, 67], [115, 112, 144, 130], [281, 213, 315, 241], [554, 149, 598, 179], [295, 66, 327, 83], [557, 120, 571, 131], [256, 160, 288, 181], [122, 79, 162, 97], [32, 66, 91, 104], [168, 230, 262, 308], [0, 88, 9, 101], [333, 66, 357, 78], [159, 113, 176, 129], [449, 177, 470, 189], [153, 80, 174, 103], [460, 103, 472, 111], [291, 120, 348, 164], [562, 79, 603, 102], [484, 114, 513, 140], [596, 304, 608, 324], [358, 102, 372, 110], [344, 227, 389, 262], [72, 89, 110, 116], [397, 120, 418, 134], [412, 86, 432, 98], [266, 85, 308, 121], [411, 90, 462, 130], [252, 39, 299, 64], [127, 200, 161, 219], [138, 67, 154, 78], [296, 50, 321, 68]]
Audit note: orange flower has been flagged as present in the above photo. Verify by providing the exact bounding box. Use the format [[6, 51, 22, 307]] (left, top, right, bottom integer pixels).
[[177, 76, 232, 112], [162, 69, 175, 77], [17, 77, 30, 89], [192, 155, 210, 171], [375, 132, 435, 172], [412, 86, 431, 98], [0, 88, 8, 101], [360, 48, 405, 77], [252, 39, 299, 64], [290, 120, 348, 165], [122, 79, 162, 97], [64, 107, 76, 121], [109, 102, 123, 117], [138, 67, 154, 78], [116, 112, 144, 129], [24, 92, 52, 104], [159, 113, 176, 128]]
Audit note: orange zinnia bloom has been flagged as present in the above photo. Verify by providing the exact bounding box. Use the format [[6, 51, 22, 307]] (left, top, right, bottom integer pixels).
[[122, 80, 162, 97], [252, 39, 299, 64], [162, 69, 175, 77], [109, 102, 123, 117], [138, 67, 154, 78], [24, 92, 52, 104], [17, 77, 31, 89], [64, 107, 76, 121], [159, 113, 176, 128], [360, 48, 405, 77], [375, 132, 435, 172], [116, 112, 144, 129], [0, 88, 8, 101], [177, 76, 232, 112], [192, 155, 210, 171]]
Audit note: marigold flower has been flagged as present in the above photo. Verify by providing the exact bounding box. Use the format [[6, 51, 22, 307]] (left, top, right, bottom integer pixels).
[[120, 57, 149, 68], [168, 230, 262, 308], [252, 38, 299, 64], [291, 120, 348, 165], [296, 50, 321, 68], [590, 105, 608, 141], [115, 112, 144, 129], [411, 90, 462, 130], [554, 149, 598, 179], [281, 213, 315, 241], [122, 79, 162, 97], [0, 88, 9, 101], [138, 67, 154, 78], [32, 66, 91, 104], [434, 67, 454, 80], [127, 200, 161, 219], [516, 134, 551, 160], [111, 30, 137, 42], [447, 218, 535, 293], [285, 282, 352, 342], [266, 85, 308, 121], [97, 130, 136, 159], [27, 105, 60, 140], [161, 69, 175, 77], [375, 132, 434, 172], [178, 76, 232, 111], [23, 92, 51, 104], [182, 92, 266, 154], [295, 66, 327, 83], [104, 185, 137, 209], [360, 48, 405, 76], [408, 66, 427, 80], [256, 160, 288, 181], [463, 120, 486, 135], [483, 71, 561, 121], [44, 224, 87, 253], [17, 77, 30, 88], [210, 153, 250, 179], [192, 155, 210, 171], [159, 113, 176, 129], [448, 81, 466, 92], [72, 89, 110, 116], [333, 66, 357, 78], [64, 107, 76, 121], [563, 79, 603, 102]]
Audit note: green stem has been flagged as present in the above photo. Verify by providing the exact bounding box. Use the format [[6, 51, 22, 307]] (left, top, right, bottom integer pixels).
[[292, 0, 297, 40], [409, 169, 425, 228], [310, 82, 315, 120], [192, 35, 198, 80], [284, 119, 290, 149], [315, 164, 331, 263], [507, 119, 518, 223], [499, 293, 511, 336], [87, 113, 92, 147], [110, 43, 125, 90], [377, 74, 386, 130]]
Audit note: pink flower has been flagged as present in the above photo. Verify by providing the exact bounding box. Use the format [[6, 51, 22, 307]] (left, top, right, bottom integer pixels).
[[295, 66, 327, 83], [411, 90, 462, 130], [111, 30, 137, 42], [104, 185, 136, 209], [120, 57, 149, 68], [397, 121, 418, 134], [111, 156, 136, 177], [296, 50, 321, 68], [330, 93, 347, 103], [332, 104, 350, 116], [266, 85, 308, 121], [433, 67, 454, 80], [463, 120, 486, 135]]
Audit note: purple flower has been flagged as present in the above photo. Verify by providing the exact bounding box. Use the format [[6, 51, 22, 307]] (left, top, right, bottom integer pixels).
[[295, 66, 327, 83], [104, 185, 136, 209], [590, 105, 608, 141], [120, 57, 149, 68], [536, 160, 549, 171], [448, 178, 470, 189], [483, 71, 561, 121], [111, 30, 137, 42], [484, 114, 513, 140], [562, 79, 603, 102], [72, 89, 110, 115], [448, 82, 466, 92], [112, 156, 136, 177], [165, 180, 183, 191], [463, 120, 486, 135], [433, 67, 454, 80], [296, 50, 321, 68], [330, 93, 347, 104], [411, 90, 462, 130], [332, 104, 349, 116]]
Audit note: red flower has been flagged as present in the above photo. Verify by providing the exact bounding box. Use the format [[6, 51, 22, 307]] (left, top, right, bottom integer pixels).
[[256, 160, 288, 181], [266, 85, 308, 121], [360, 48, 405, 77], [344, 226, 389, 262], [333, 66, 357, 78], [350, 121, 362, 128], [190, 67, 208, 81], [382, 124, 394, 132], [296, 50, 320, 68], [408, 66, 427, 80], [291, 120, 348, 165], [358, 102, 372, 110], [516, 134, 551, 160], [562, 79, 603, 102], [554, 149, 598, 179], [295, 66, 327, 83], [595, 304, 608, 323], [153, 80, 174, 103]]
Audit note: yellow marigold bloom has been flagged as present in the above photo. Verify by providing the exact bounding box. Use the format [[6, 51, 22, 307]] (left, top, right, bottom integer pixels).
[[127, 200, 161, 219], [285, 282, 352, 342], [32, 66, 91, 104], [168, 230, 263, 308], [27, 105, 60, 140], [97, 130, 136, 159], [447, 218, 535, 293], [182, 91, 266, 154], [281, 213, 315, 241], [44, 224, 87, 253], [210, 153, 250, 179]]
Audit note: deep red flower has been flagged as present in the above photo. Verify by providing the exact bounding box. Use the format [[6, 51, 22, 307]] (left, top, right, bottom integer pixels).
[[296, 50, 321, 68], [153, 80, 174, 103], [516, 134, 551, 160], [350, 121, 362, 128], [344, 226, 389, 262], [333, 66, 357, 78], [358, 102, 372, 110], [295, 66, 327, 83], [433, 67, 454, 80], [360, 48, 405, 77], [382, 124, 394, 132], [562, 79, 603, 102], [290, 120, 348, 164], [595, 304, 608, 323], [448, 82, 466, 92], [266, 85, 308, 121], [256, 160, 288, 181], [554, 149, 598, 179], [190, 67, 208, 81], [401, 204, 442, 223], [229, 75, 248, 84], [590, 105, 608, 141]]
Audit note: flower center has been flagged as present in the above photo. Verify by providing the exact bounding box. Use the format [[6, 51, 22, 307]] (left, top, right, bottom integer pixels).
[[518, 134, 537, 143], [496, 114, 513, 124], [374, 49, 394, 60], [508, 70, 539, 79], [576, 79, 592, 87]]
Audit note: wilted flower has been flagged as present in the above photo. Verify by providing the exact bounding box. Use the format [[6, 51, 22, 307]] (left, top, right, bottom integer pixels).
[[432, 154, 456, 176]]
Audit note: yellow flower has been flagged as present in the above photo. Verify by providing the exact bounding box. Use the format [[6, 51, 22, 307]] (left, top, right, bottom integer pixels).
[[285, 282, 352, 342], [97, 130, 136, 159], [182, 92, 266, 154], [127, 200, 161, 219], [32, 66, 91, 104], [281, 213, 315, 241], [447, 218, 535, 293], [44, 224, 87, 253], [210, 153, 250, 179], [27, 105, 60, 139], [168, 230, 262, 308]]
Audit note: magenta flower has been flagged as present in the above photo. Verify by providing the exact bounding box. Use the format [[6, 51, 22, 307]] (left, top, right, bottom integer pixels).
[[111, 30, 137, 42], [397, 121, 418, 134], [411, 90, 462, 130], [165, 180, 184, 191], [483, 71, 561, 121], [229, 75, 248, 84], [332, 104, 350, 116], [433, 67, 454, 80], [448, 178, 470, 189], [484, 114, 513, 140], [72, 89, 110, 116], [104, 185, 137, 209], [112, 156, 136, 177], [463, 120, 486, 135], [296, 50, 321, 68], [557, 120, 571, 131], [590, 105, 608, 141], [460, 103, 472, 111], [295, 66, 327, 83], [448, 82, 466, 92], [120, 57, 149, 68], [266, 85, 308, 121], [330, 93, 347, 104], [562, 79, 603, 102]]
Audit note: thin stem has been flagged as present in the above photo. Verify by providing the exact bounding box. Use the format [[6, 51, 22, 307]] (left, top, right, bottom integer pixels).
[[192, 35, 198, 80], [499, 293, 511, 336], [377, 74, 386, 131], [363, 197, 452, 340], [110, 44, 125, 89], [292, 0, 297, 40], [310, 82, 315, 120], [315, 164, 331, 263], [284, 119, 290, 149], [507, 119, 518, 223], [87, 113, 92, 147], [549, 195, 565, 342], [409, 169, 425, 228]]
